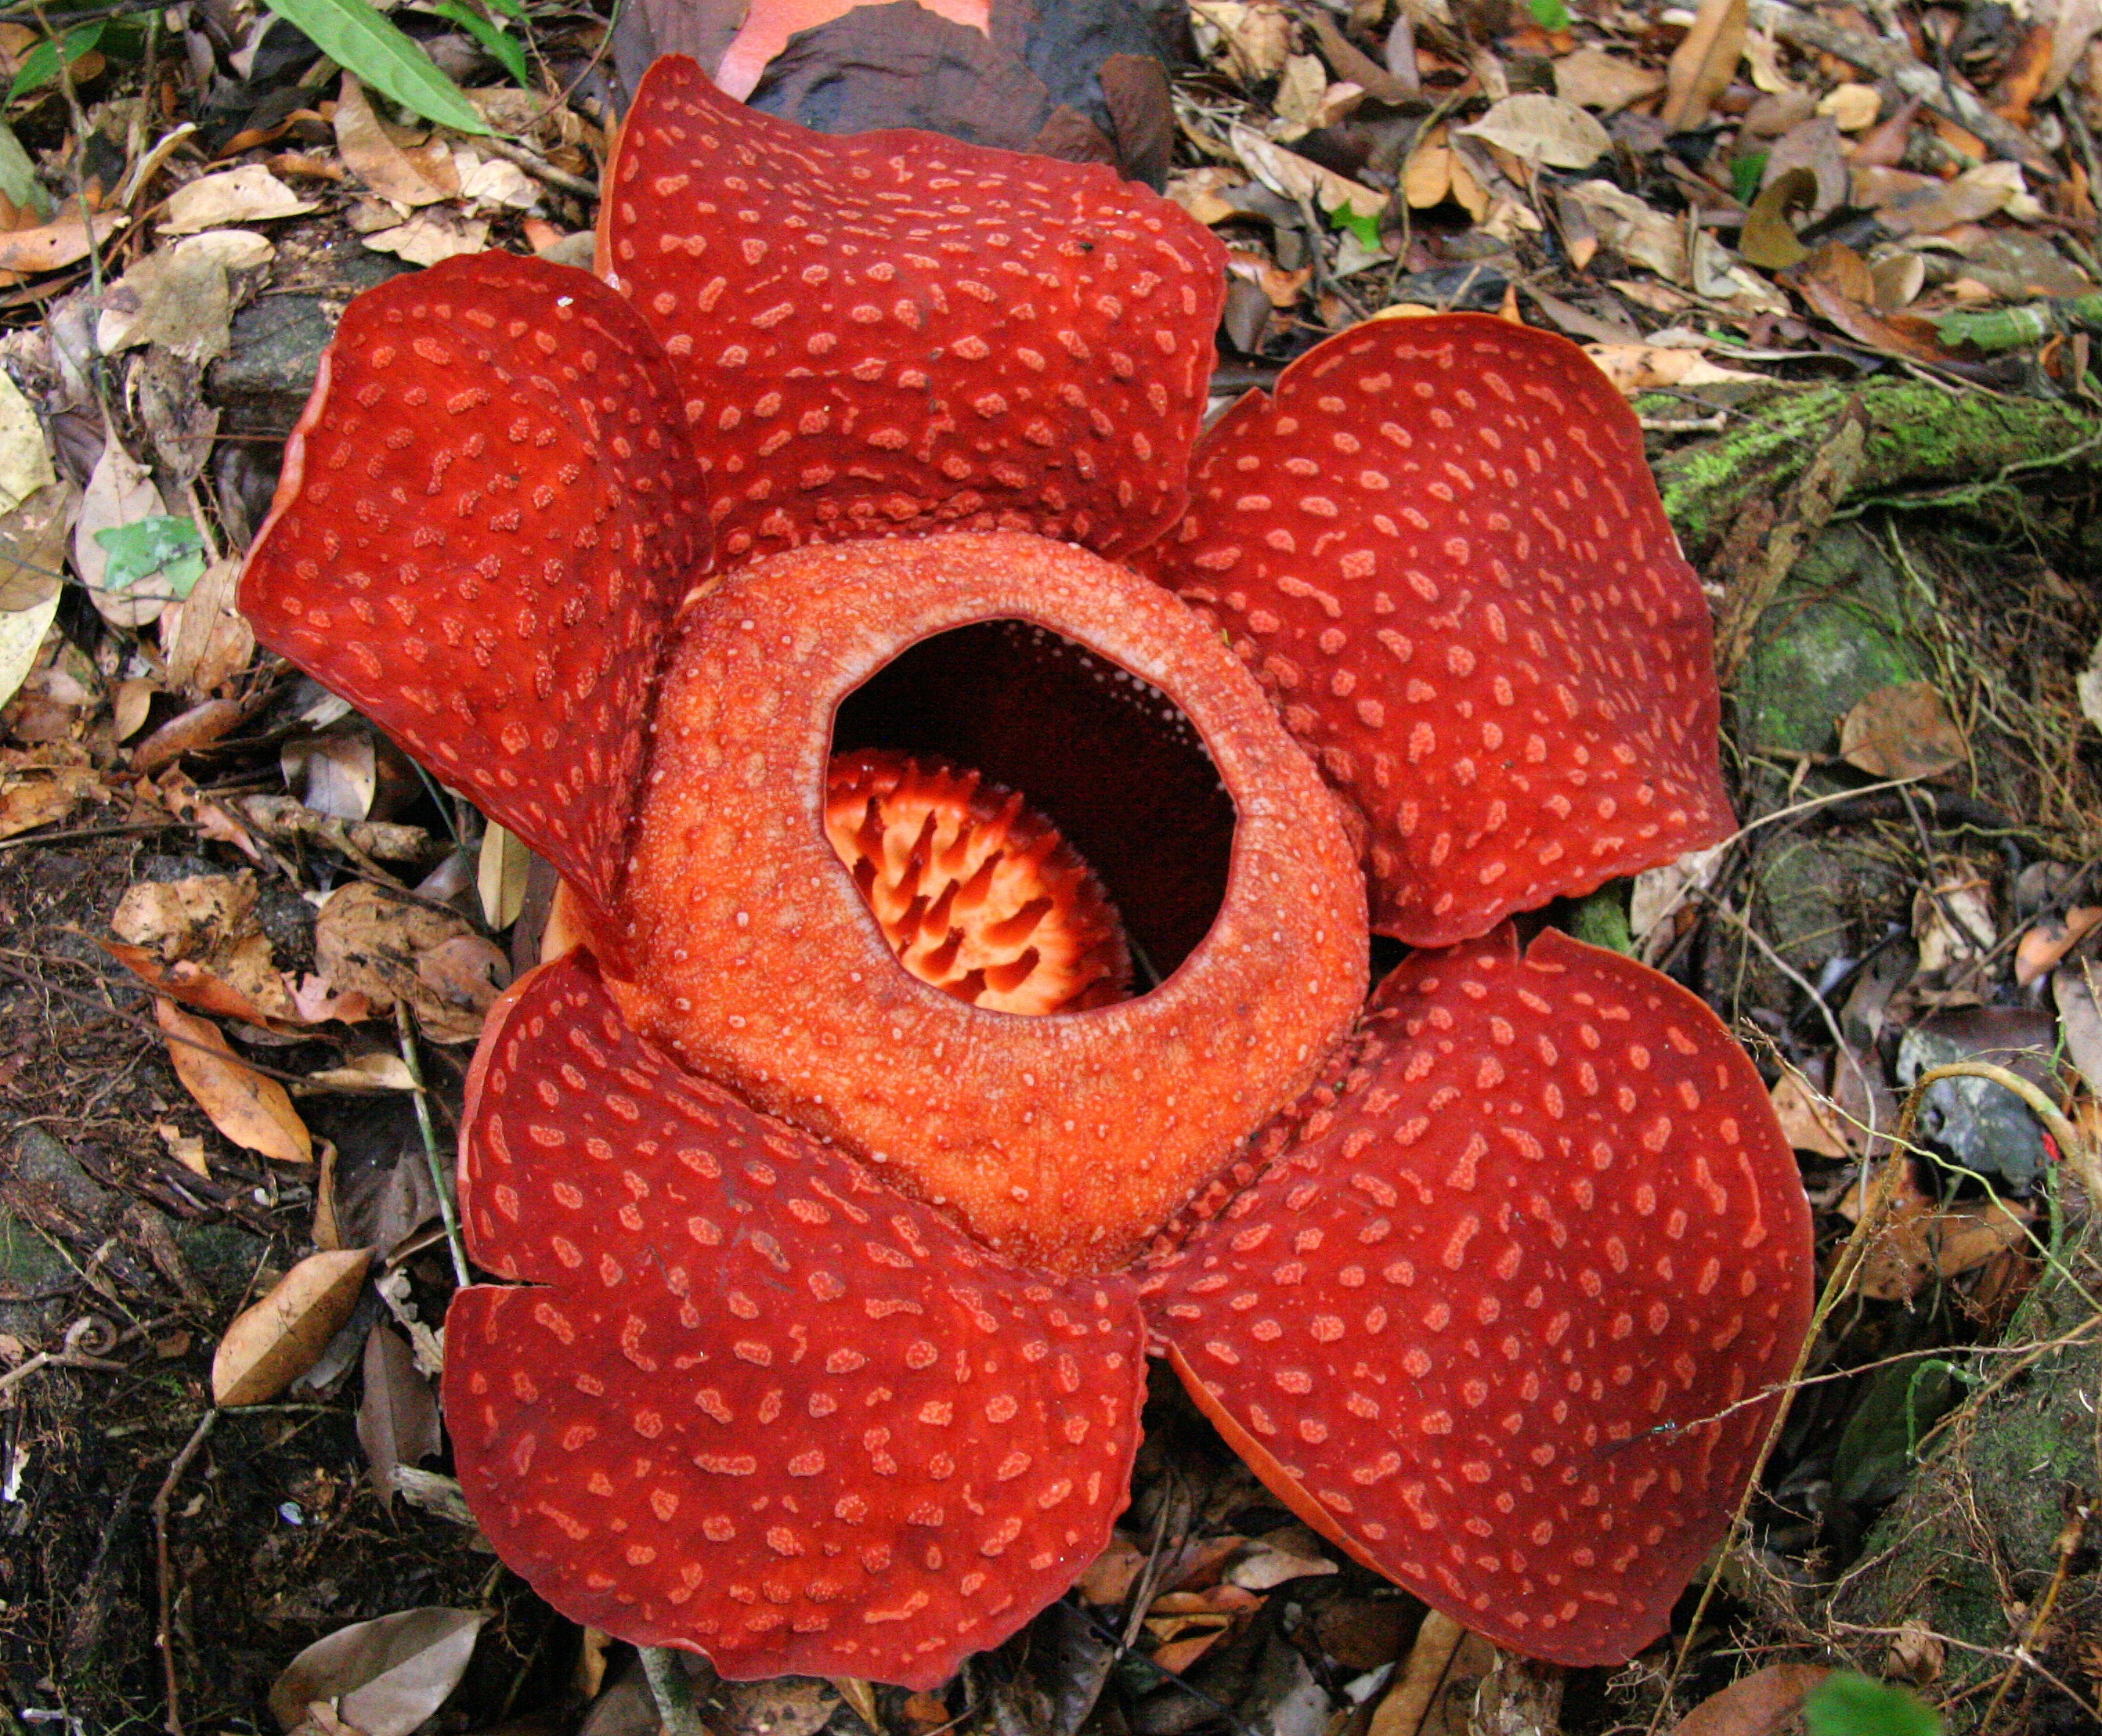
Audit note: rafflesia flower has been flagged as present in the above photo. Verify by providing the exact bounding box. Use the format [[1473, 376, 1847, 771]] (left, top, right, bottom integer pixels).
[[240, 56, 1814, 1690]]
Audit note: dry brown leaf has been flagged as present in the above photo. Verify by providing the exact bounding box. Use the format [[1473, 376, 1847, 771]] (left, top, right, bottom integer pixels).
[[156, 996, 312, 1162], [2017, 907, 2102, 987], [1660, 0, 1748, 132], [0, 203, 124, 277], [2054, 965, 2102, 1097], [267, 1606, 482, 1736], [1566, 180, 1688, 282], [1230, 123, 1387, 223], [213, 1245, 371, 1405], [1840, 681, 1967, 778], [1581, 344, 1766, 392], [1077, 1532, 1147, 1604], [110, 868, 298, 1020], [1771, 1067, 1851, 1157], [1739, 166, 1815, 269], [1876, 161, 2028, 236], [71, 441, 166, 629], [1190, 0, 1291, 81], [1553, 45, 1665, 112], [334, 74, 459, 207], [358, 1323, 442, 1507], [1858, 1188, 2033, 1301], [1818, 80, 1882, 129], [1802, 239, 1876, 304], [478, 821, 531, 930], [315, 882, 511, 1043], [1226, 1525, 1338, 1590], [160, 165, 315, 234], [359, 209, 490, 266], [164, 557, 254, 698], [0, 480, 76, 615], [0, 750, 103, 839], [1912, 868, 1995, 974], [1457, 93, 1611, 169], [1670, 1663, 1830, 1736]]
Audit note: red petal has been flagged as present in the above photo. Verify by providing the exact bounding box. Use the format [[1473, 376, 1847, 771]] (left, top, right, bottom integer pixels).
[[595, 56, 1225, 564], [240, 254, 709, 918], [1135, 316, 1734, 947], [1140, 927, 1811, 1665], [446, 951, 1146, 1689]]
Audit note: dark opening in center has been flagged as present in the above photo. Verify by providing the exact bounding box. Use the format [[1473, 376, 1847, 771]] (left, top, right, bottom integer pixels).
[[829, 620, 1237, 984]]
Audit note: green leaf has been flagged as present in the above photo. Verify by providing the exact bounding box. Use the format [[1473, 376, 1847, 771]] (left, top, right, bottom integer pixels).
[[94, 516, 207, 600], [1804, 1675, 1941, 1736], [0, 114, 49, 218], [1830, 1357, 1960, 1508], [258, 0, 491, 133], [1566, 882, 1634, 955], [1327, 201, 1381, 248], [1526, 0, 1572, 29], [1730, 150, 1768, 204], [9, 21, 105, 104], [429, 0, 528, 88]]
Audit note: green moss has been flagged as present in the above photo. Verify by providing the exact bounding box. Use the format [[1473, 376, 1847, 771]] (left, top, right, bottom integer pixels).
[[1732, 523, 1927, 755], [1654, 383, 2102, 561]]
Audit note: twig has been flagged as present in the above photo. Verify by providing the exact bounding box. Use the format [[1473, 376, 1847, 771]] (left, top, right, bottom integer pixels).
[[475, 134, 598, 203], [153, 1409, 216, 1736], [397, 1002, 471, 1291]]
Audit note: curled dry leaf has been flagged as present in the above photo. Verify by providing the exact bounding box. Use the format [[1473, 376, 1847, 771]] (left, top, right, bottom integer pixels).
[[1839, 681, 1967, 778], [154, 997, 313, 1163], [213, 1245, 372, 1406], [314, 882, 511, 1042], [266, 1605, 482, 1736], [0, 367, 54, 518], [110, 868, 296, 1020], [1739, 166, 1815, 269], [477, 821, 530, 930], [1670, 1663, 1830, 1736], [334, 74, 459, 208]]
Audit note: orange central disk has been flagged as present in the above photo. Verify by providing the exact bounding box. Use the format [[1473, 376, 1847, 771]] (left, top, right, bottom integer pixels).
[[824, 749, 1132, 1016], [612, 531, 1368, 1276]]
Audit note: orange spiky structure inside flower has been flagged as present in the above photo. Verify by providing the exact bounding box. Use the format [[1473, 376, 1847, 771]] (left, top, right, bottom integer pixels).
[[824, 749, 1131, 1016]]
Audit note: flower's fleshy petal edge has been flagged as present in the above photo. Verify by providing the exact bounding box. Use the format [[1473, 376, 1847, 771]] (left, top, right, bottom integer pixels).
[[1141, 926, 1812, 1666], [1134, 315, 1735, 948], [445, 950, 1147, 1690], [595, 55, 1226, 565], [240, 254, 710, 922], [616, 530, 1368, 1277]]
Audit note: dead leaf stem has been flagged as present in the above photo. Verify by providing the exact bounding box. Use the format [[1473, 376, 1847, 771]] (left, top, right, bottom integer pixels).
[[396, 1001, 471, 1290]]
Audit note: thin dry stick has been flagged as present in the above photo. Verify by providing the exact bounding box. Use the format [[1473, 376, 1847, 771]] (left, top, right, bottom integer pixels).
[[154, 1408, 217, 1736], [396, 1001, 471, 1290]]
